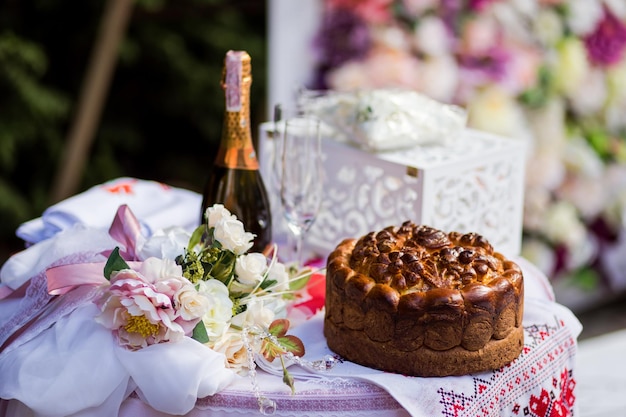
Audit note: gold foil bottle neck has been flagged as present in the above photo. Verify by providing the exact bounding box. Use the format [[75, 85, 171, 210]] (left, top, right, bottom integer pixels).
[[216, 50, 258, 170]]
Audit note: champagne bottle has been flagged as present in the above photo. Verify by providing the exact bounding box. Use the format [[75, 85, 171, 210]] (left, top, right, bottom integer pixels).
[[201, 50, 272, 254]]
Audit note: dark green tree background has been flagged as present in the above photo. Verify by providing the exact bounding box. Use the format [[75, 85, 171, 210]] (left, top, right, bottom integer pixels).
[[0, 0, 267, 265]]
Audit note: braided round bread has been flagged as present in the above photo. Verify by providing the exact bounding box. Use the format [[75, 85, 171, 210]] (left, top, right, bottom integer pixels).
[[324, 222, 524, 377]]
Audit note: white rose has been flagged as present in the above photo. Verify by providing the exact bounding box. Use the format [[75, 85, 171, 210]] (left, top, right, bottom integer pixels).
[[174, 283, 210, 321], [138, 257, 183, 283], [197, 279, 234, 338], [213, 217, 254, 255], [231, 299, 276, 329], [266, 261, 290, 292], [205, 204, 235, 228], [209, 331, 248, 373], [235, 252, 268, 285], [553, 37, 590, 96], [138, 227, 191, 261]]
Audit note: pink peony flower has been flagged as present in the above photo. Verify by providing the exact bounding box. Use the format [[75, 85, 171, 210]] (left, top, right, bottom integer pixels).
[[95, 258, 203, 349], [585, 6, 626, 67]]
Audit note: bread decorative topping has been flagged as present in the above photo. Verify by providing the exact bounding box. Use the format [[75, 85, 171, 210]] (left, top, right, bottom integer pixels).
[[324, 222, 524, 377]]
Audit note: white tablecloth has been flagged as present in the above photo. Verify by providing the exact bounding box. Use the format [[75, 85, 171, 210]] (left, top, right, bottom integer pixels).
[[0, 178, 582, 417]]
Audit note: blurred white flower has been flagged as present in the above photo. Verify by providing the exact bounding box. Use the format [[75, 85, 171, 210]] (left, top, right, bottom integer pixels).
[[418, 54, 459, 103], [402, 0, 437, 16], [525, 150, 566, 191], [524, 98, 567, 153], [569, 69, 607, 117], [562, 136, 605, 179], [414, 16, 449, 57], [553, 37, 590, 96], [138, 227, 191, 261], [459, 15, 499, 56], [533, 8, 564, 46], [372, 26, 410, 52], [467, 85, 526, 139], [566, 0, 604, 36], [523, 187, 553, 232], [542, 201, 588, 249], [327, 60, 375, 91], [556, 174, 607, 220], [605, 0, 626, 20], [521, 237, 557, 277], [563, 232, 597, 272]]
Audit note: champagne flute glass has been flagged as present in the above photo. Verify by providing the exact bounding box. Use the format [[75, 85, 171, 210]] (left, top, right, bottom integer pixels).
[[280, 117, 323, 268]]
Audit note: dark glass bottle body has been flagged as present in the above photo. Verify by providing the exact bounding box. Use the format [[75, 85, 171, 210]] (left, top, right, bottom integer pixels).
[[200, 50, 272, 254]]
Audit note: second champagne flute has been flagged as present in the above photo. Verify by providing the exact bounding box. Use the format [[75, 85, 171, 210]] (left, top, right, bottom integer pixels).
[[280, 117, 323, 268]]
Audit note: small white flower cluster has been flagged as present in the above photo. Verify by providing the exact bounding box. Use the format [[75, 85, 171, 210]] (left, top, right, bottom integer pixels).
[[136, 203, 295, 372]]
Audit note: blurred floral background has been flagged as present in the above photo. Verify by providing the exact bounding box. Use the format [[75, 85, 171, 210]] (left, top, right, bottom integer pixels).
[[0, 0, 266, 264], [311, 0, 626, 310], [2, 0, 626, 311]]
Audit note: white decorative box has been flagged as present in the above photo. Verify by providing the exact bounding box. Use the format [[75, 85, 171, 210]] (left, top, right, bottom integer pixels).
[[258, 124, 526, 258]]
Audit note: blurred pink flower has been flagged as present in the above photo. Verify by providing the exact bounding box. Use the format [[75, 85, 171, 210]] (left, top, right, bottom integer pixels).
[[585, 6, 626, 66], [326, 0, 393, 24]]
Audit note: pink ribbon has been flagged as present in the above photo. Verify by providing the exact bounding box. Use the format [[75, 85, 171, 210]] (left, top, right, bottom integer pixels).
[[46, 262, 108, 295], [107, 204, 146, 261], [46, 260, 144, 295], [45, 204, 147, 295]]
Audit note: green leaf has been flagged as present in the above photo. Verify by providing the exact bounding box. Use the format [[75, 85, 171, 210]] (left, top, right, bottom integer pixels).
[[260, 278, 277, 290], [289, 271, 312, 291], [277, 335, 305, 357], [192, 320, 209, 344], [268, 319, 290, 337], [187, 225, 205, 251], [104, 247, 130, 280]]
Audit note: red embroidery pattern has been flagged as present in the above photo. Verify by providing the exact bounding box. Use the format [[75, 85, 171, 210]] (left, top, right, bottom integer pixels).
[[438, 318, 577, 417], [102, 179, 137, 194]]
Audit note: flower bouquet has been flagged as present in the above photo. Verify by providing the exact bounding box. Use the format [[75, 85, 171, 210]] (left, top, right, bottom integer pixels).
[[311, 0, 626, 309], [0, 201, 325, 416], [100, 204, 318, 392]]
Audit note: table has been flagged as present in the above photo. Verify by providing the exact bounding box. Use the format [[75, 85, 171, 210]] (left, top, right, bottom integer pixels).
[[0, 178, 582, 417]]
